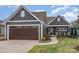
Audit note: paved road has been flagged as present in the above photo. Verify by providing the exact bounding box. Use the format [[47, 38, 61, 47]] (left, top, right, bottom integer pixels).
[[0, 40, 38, 53]]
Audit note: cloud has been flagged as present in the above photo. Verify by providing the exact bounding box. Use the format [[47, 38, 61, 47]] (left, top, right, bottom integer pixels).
[[51, 5, 70, 15], [72, 8, 79, 16], [34, 10, 45, 12], [50, 5, 79, 23], [62, 12, 77, 23]]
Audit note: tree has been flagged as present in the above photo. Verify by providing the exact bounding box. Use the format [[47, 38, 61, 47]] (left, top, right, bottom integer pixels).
[[72, 16, 79, 29]]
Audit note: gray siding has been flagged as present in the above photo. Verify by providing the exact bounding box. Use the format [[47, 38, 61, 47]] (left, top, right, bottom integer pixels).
[[47, 26, 69, 35], [0, 27, 5, 35], [49, 15, 70, 25], [10, 8, 37, 21], [43, 24, 46, 35]]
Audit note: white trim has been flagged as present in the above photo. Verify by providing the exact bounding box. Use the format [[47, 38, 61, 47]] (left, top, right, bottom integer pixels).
[[7, 25, 9, 40], [8, 24, 40, 26], [41, 23, 43, 39], [7, 20, 39, 22], [6, 24, 41, 40], [21, 10, 25, 17], [4, 6, 43, 24], [58, 28, 67, 31], [38, 25, 40, 40], [4, 26, 6, 39], [57, 18, 60, 21]]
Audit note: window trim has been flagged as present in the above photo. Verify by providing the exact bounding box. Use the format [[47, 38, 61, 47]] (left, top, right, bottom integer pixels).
[[57, 18, 60, 21], [21, 10, 25, 17], [58, 27, 67, 31]]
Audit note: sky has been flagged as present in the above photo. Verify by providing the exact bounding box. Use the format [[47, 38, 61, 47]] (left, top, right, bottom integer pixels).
[[0, 5, 79, 23]]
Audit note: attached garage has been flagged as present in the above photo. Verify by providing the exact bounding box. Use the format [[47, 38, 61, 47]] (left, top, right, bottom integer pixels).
[[5, 6, 43, 40], [9, 26, 39, 40]]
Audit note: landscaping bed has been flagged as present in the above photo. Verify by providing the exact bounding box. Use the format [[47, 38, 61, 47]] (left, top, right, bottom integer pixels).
[[28, 36, 79, 53], [0, 37, 6, 41]]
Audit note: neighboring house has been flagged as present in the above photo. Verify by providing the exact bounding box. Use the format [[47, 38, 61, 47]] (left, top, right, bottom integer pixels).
[[3, 5, 71, 40], [71, 16, 79, 35], [0, 20, 5, 36]]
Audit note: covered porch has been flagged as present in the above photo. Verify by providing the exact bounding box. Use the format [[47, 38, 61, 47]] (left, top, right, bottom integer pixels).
[[46, 26, 70, 36]]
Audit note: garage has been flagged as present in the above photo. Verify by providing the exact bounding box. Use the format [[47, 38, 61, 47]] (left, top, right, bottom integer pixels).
[[9, 26, 38, 40]]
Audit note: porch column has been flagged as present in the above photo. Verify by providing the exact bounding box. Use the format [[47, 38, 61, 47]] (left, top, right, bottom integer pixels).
[[41, 23, 43, 39], [4, 26, 6, 39], [7, 25, 9, 40], [4, 24, 7, 39]]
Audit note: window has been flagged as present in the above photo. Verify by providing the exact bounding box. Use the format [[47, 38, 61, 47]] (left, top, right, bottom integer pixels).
[[21, 10, 25, 17], [59, 28, 62, 30], [58, 27, 67, 31], [63, 28, 67, 31], [62, 28, 64, 30], [57, 18, 60, 21]]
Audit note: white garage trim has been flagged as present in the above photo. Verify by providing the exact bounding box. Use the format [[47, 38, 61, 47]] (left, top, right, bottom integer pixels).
[[6, 24, 41, 40], [7, 20, 39, 22]]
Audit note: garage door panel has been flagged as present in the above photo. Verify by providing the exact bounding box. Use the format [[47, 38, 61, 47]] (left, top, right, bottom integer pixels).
[[9, 26, 38, 40]]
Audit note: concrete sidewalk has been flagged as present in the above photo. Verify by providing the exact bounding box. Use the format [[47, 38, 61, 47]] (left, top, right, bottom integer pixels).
[[38, 37, 58, 45]]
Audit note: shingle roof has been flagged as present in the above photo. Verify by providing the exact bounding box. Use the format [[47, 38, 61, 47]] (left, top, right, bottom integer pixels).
[[0, 20, 4, 27], [45, 17, 55, 24], [32, 11, 46, 22], [48, 15, 70, 25], [32, 11, 56, 24], [0, 20, 3, 23]]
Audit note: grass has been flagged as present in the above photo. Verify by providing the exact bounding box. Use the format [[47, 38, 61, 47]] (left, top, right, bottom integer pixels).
[[28, 36, 79, 53]]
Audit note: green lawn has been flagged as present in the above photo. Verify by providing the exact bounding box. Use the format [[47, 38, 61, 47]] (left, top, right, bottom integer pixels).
[[28, 36, 79, 53]]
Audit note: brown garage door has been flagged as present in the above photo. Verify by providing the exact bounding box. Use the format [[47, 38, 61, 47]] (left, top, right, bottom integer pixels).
[[9, 26, 38, 40]]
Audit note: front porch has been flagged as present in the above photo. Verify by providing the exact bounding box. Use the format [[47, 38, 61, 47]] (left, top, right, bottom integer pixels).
[[46, 26, 70, 36]]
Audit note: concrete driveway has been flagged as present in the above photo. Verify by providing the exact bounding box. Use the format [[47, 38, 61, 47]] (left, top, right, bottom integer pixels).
[[0, 40, 38, 53]]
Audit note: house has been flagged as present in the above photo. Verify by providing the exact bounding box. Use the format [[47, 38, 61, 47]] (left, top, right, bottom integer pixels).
[[3, 5, 70, 40], [71, 16, 79, 35], [0, 20, 5, 36], [46, 15, 70, 36]]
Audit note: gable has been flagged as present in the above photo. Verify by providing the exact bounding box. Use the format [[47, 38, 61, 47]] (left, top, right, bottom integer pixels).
[[10, 8, 37, 21], [49, 15, 70, 25], [4, 6, 42, 23]]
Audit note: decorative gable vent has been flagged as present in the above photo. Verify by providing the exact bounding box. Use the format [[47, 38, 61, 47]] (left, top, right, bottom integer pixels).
[[57, 18, 60, 21], [21, 10, 25, 17]]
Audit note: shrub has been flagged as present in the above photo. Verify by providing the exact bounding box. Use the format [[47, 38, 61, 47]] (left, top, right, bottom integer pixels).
[[74, 45, 79, 51], [41, 37, 47, 41], [39, 35, 51, 43], [69, 35, 78, 38], [44, 35, 50, 40]]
